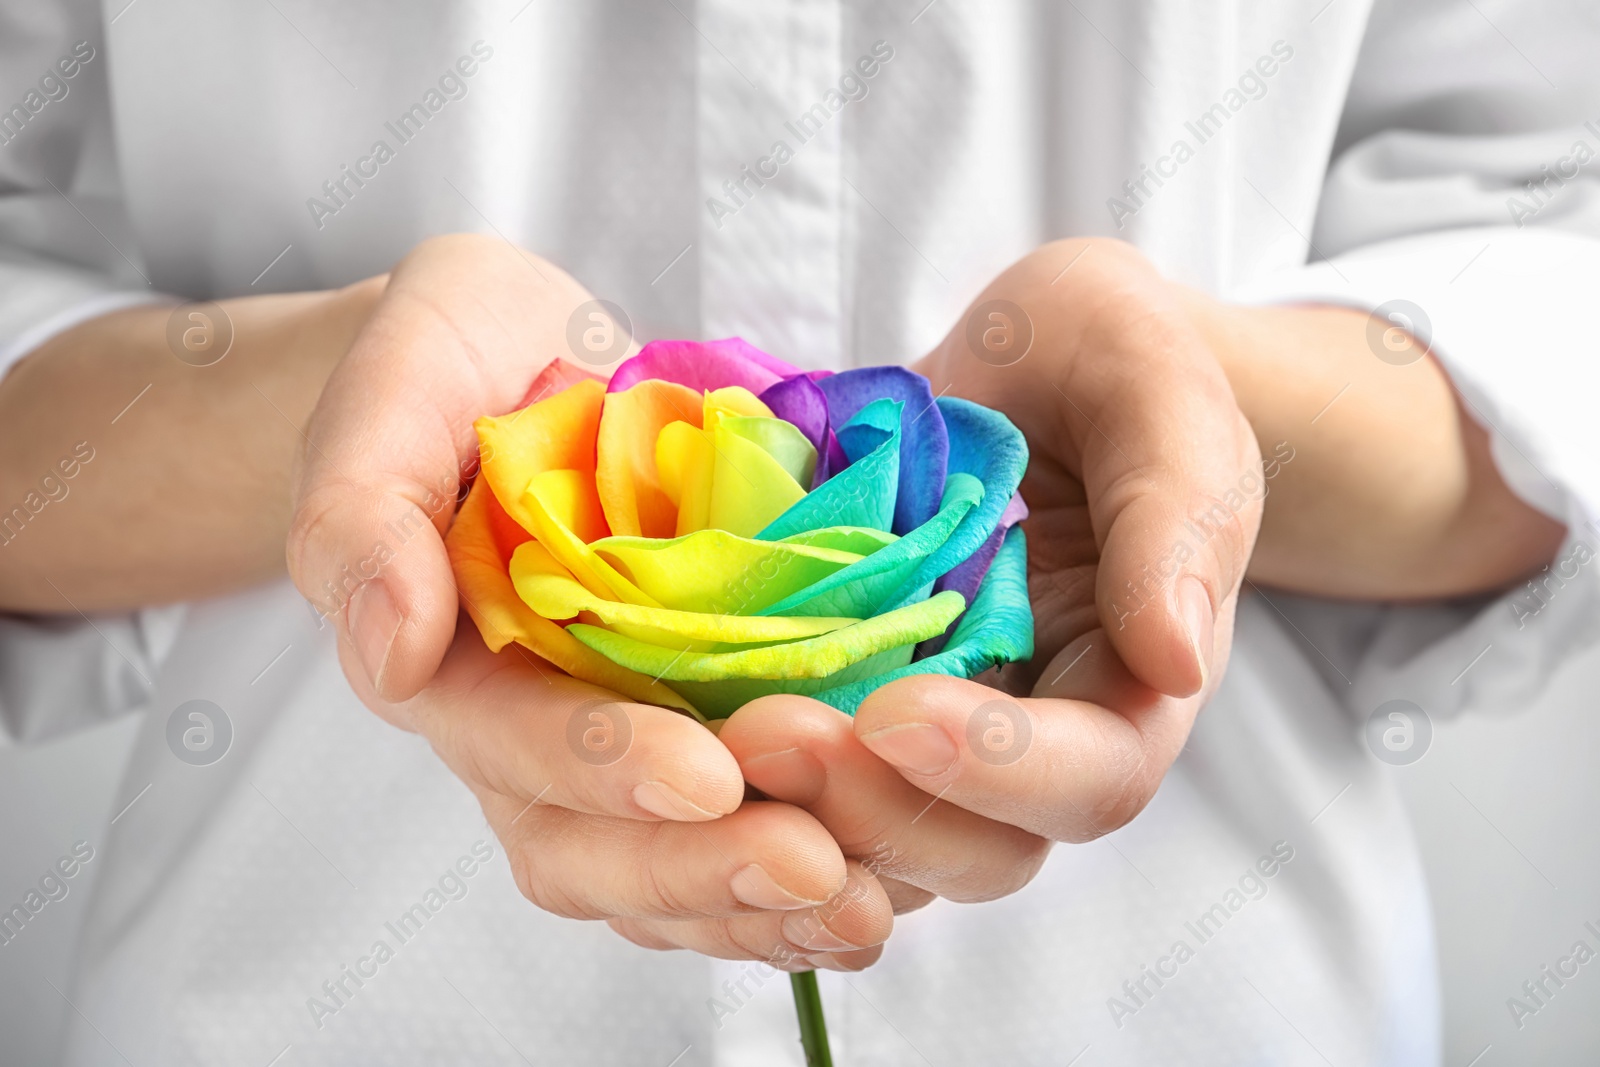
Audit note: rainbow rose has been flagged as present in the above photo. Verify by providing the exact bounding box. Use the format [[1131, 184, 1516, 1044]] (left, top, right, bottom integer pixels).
[[446, 338, 1033, 720]]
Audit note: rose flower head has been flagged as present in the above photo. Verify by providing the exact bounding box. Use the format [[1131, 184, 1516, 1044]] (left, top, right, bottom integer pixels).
[[446, 338, 1032, 720]]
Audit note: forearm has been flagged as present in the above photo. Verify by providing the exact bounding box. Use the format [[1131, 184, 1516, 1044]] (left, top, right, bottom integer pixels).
[[1181, 288, 1566, 599], [0, 277, 383, 612]]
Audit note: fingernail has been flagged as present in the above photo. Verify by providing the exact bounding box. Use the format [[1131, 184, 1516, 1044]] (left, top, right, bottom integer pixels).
[[1177, 576, 1215, 688], [783, 912, 858, 952], [349, 579, 402, 692], [741, 747, 827, 800], [632, 781, 717, 822], [731, 865, 825, 910], [805, 952, 869, 972], [859, 723, 957, 776]]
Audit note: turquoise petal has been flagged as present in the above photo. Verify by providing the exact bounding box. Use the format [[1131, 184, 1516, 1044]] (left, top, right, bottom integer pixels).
[[886, 397, 1028, 610], [811, 524, 1034, 713], [757, 397, 900, 538], [756, 473, 983, 618]]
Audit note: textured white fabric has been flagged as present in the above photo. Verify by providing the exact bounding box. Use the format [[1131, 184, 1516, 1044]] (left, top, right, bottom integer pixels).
[[0, 0, 1595, 1063]]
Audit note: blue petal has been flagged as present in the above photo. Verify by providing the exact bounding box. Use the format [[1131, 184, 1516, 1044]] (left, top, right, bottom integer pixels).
[[885, 397, 1028, 609], [817, 367, 947, 535]]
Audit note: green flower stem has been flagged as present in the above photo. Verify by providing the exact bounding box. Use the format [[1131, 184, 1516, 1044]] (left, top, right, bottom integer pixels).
[[790, 970, 834, 1067]]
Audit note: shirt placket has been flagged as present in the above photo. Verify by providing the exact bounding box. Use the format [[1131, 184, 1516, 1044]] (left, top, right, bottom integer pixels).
[[695, 0, 843, 372]]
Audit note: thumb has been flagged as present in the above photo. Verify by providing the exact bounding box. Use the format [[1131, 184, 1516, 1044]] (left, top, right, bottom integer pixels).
[[286, 234, 596, 701], [1076, 314, 1262, 698]]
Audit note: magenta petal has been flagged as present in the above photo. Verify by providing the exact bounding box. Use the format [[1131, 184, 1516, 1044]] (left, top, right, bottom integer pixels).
[[607, 337, 803, 394], [916, 493, 1029, 658]]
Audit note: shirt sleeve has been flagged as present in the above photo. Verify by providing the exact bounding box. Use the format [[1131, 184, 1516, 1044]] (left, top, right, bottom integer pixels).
[[1227, 0, 1600, 720], [0, 2, 181, 745], [0, 1, 166, 376]]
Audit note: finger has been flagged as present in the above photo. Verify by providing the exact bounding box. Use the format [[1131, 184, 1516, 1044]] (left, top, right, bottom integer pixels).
[[353, 622, 743, 821], [856, 671, 1195, 842], [485, 794, 849, 921], [286, 234, 596, 701], [721, 695, 1050, 903], [929, 239, 1261, 698], [606, 860, 893, 971], [878, 877, 937, 915]]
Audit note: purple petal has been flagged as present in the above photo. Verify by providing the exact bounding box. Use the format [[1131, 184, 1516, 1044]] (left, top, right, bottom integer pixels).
[[607, 337, 802, 395], [817, 367, 947, 535], [759, 374, 850, 486], [916, 493, 1028, 658]]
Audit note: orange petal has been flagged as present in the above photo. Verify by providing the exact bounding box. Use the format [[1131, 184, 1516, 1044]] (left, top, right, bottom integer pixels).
[[476, 379, 652, 605], [445, 477, 699, 716], [596, 379, 702, 538], [476, 378, 607, 537]]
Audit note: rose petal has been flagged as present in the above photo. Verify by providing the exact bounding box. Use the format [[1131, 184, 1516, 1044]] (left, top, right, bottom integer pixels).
[[817, 367, 948, 534], [757, 397, 900, 538], [886, 397, 1028, 609], [607, 338, 802, 395], [655, 389, 815, 537], [756, 473, 983, 618], [475, 380, 654, 605], [596, 379, 703, 538], [567, 590, 967, 719], [589, 530, 869, 614], [811, 525, 1034, 713], [511, 545, 860, 651], [758, 374, 848, 487], [916, 492, 1029, 657], [444, 477, 698, 716]]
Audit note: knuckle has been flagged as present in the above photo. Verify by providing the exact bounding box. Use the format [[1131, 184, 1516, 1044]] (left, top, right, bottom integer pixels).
[[509, 845, 605, 921]]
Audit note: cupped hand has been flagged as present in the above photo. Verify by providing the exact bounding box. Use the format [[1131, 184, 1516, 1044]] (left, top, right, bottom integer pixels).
[[869, 237, 1262, 838], [718, 239, 1263, 918], [286, 234, 891, 972]]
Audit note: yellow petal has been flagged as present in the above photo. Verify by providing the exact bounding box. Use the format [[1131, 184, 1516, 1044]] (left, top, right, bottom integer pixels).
[[707, 415, 814, 536], [657, 419, 714, 535], [511, 542, 859, 651], [591, 529, 862, 614], [445, 478, 699, 716], [596, 379, 702, 539], [656, 387, 817, 538]]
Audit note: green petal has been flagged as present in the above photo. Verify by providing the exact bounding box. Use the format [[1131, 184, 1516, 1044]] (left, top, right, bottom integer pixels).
[[566, 591, 967, 719], [756, 473, 983, 618], [810, 524, 1035, 713]]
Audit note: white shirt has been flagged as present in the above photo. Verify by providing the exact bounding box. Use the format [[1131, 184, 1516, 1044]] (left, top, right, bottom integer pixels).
[[2, 1, 1599, 1064]]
